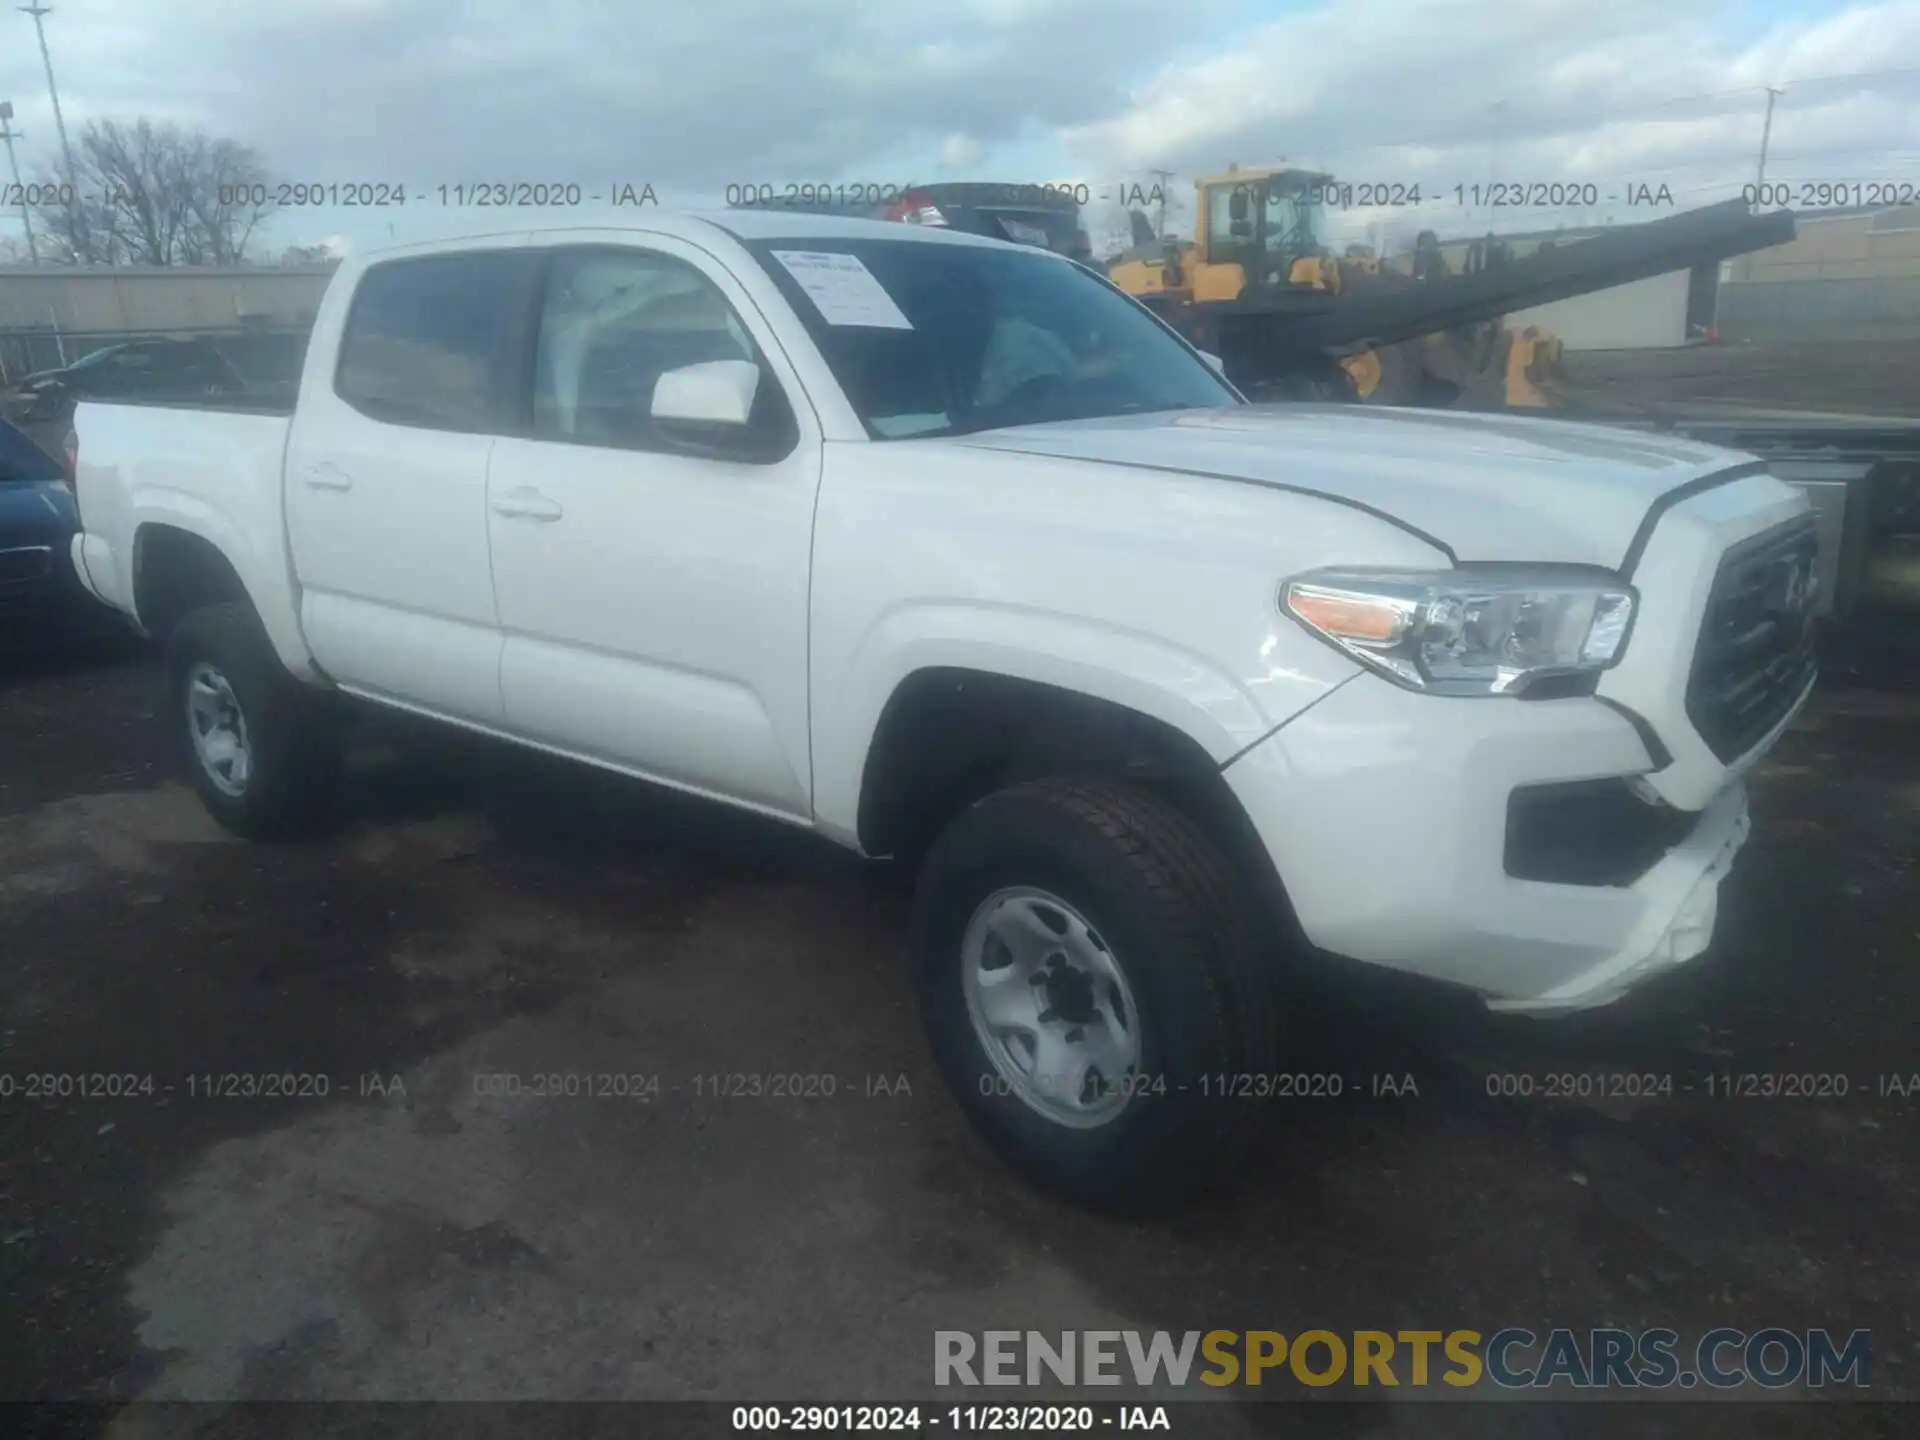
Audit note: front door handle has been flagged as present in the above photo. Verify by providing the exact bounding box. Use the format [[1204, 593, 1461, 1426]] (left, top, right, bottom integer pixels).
[[490, 489, 563, 522], [301, 462, 353, 491]]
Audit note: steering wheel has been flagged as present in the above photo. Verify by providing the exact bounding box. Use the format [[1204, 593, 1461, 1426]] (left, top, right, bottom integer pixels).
[[996, 370, 1070, 410]]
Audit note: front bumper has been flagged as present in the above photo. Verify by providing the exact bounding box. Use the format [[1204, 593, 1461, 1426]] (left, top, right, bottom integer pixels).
[[1224, 668, 1807, 1013]]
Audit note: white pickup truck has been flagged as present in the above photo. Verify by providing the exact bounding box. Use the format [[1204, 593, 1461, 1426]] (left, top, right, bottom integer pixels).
[[69, 211, 1818, 1210]]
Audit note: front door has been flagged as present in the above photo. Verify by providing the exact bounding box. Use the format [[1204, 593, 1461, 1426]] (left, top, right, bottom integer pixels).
[[485, 235, 822, 820]]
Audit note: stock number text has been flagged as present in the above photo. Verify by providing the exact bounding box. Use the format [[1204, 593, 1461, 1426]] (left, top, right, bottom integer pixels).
[[1746, 181, 1916, 210], [218, 182, 408, 207]]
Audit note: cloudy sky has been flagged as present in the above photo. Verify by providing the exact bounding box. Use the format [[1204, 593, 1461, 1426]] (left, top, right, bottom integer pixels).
[[0, 0, 1914, 258]]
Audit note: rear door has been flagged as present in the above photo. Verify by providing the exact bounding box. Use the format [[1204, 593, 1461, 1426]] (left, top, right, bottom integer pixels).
[[285, 242, 540, 724], [483, 234, 822, 819]]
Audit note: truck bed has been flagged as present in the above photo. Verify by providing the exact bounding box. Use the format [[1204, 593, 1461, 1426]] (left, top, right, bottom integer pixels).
[[71, 389, 299, 417], [17, 388, 296, 459], [70, 399, 298, 648]]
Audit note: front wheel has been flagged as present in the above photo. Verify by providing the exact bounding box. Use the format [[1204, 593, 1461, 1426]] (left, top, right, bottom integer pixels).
[[912, 777, 1284, 1213], [166, 603, 342, 840]]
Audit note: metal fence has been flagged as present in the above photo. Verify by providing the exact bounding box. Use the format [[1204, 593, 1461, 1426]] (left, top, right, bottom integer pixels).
[[0, 322, 313, 390], [1716, 277, 1920, 344]]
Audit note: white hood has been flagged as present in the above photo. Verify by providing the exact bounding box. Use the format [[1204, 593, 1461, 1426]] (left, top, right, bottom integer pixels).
[[955, 404, 1764, 568]]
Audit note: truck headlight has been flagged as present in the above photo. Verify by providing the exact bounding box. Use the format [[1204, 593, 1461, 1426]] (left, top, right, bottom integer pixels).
[[1282, 567, 1635, 697]]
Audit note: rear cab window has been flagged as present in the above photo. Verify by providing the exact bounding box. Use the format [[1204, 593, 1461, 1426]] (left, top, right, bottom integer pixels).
[[334, 250, 539, 432]]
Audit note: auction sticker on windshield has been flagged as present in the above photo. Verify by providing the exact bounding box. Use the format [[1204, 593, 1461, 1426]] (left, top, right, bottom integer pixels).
[[771, 250, 913, 329]]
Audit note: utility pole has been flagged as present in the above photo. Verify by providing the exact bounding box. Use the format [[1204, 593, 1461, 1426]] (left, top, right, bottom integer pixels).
[[1747, 86, 1784, 277], [0, 102, 35, 264], [1754, 86, 1783, 198], [19, 3, 83, 257]]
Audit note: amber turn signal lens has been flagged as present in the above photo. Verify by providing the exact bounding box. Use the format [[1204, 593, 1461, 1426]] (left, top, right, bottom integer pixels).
[[1286, 586, 1406, 643]]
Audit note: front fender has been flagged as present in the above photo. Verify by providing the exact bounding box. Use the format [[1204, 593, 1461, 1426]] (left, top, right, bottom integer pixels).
[[811, 599, 1350, 846]]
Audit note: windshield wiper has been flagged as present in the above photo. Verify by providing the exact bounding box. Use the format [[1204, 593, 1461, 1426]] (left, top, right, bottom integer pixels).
[[939, 400, 1208, 438]]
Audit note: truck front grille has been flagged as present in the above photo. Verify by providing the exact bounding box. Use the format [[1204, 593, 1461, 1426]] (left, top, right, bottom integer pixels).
[[1685, 517, 1818, 763]]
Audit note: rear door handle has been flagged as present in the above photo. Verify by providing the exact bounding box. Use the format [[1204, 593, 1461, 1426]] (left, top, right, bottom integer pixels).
[[301, 462, 353, 492], [490, 489, 563, 522]]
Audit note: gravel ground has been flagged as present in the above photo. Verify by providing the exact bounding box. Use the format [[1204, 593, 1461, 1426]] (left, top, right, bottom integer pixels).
[[0, 618, 1914, 1439], [1560, 340, 1920, 419]]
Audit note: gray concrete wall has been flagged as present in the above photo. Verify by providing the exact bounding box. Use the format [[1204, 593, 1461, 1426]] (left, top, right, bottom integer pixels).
[[1731, 207, 1920, 283], [0, 266, 334, 333], [1386, 229, 1692, 349], [1504, 268, 1692, 351], [1716, 276, 1920, 343]]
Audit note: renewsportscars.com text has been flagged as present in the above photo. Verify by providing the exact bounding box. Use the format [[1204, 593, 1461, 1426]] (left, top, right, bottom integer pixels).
[[934, 1328, 1872, 1391]]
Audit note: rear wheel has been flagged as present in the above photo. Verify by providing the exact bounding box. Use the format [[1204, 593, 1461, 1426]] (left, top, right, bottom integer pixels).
[[912, 777, 1283, 1213], [166, 603, 341, 839]]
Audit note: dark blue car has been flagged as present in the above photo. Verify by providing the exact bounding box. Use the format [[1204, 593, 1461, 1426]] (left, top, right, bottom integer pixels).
[[0, 419, 121, 650]]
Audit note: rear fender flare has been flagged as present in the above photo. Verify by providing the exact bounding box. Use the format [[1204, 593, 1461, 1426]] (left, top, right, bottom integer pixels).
[[131, 490, 318, 681]]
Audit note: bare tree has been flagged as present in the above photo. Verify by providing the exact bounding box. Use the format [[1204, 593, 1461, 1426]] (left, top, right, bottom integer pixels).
[[28, 118, 277, 266]]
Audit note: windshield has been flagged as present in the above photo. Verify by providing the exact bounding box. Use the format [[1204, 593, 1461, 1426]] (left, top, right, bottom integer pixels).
[[1264, 186, 1322, 257], [743, 238, 1238, 439]]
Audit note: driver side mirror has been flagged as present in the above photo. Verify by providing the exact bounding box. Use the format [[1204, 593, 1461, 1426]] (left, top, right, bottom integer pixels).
[[652, 359, 759, 429], [651, 358, 795, 463], [1198, 351, 1226, 376]]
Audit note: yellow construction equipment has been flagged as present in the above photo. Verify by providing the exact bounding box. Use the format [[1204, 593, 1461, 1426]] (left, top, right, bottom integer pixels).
[[1108, 165, 1560, 409]]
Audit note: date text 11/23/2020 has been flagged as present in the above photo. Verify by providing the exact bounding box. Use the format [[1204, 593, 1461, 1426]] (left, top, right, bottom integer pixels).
[[0, 1070, 918, 1101], [10, 1069, 1920, 1102], [27, 175, 1913, 214]]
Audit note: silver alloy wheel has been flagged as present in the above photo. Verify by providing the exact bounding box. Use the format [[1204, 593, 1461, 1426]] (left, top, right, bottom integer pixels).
[[185, 662, 252, 798], [961, 886, 1142, 1129]]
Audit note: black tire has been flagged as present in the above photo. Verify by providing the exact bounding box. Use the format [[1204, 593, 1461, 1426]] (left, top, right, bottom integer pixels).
[[912, 776, 1283, 1214], [165, 602, 342, 840]]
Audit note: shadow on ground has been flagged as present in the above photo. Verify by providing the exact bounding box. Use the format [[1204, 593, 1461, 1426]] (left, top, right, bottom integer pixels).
[[0, 617, 1912, 1439]]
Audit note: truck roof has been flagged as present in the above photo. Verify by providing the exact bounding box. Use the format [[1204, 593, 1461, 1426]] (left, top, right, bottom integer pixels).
[[355, 208, 1021, 262]]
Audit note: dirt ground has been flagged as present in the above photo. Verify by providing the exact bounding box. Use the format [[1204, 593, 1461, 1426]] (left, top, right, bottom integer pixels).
[[0, 614, 1915, 1439], [1559, 340, 1920, 419]]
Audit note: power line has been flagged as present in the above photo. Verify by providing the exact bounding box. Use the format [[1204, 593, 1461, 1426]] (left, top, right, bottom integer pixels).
[[1280, 90, 1776, 165], [1266, 63, 1920, 169], [1765, 66, 1920, 89]]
